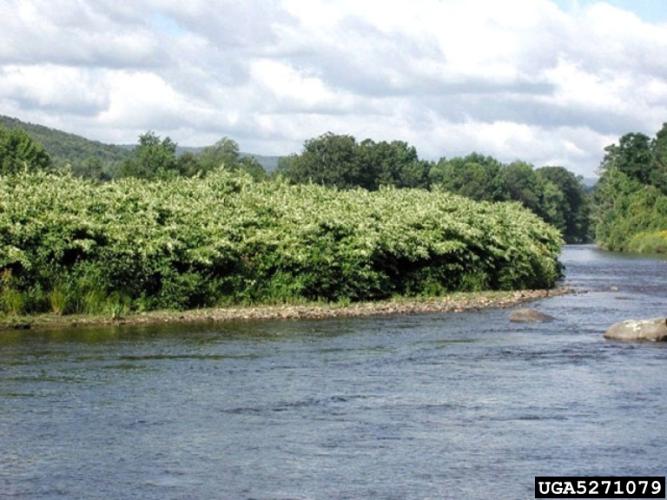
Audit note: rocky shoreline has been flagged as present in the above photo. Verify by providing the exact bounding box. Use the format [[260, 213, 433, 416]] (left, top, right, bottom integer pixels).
[[0, 287, 572, 333]]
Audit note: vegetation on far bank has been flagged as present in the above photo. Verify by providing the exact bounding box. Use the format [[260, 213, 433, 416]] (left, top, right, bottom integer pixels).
[[278, 134, 591, 243], [594, 123, 667, 253]]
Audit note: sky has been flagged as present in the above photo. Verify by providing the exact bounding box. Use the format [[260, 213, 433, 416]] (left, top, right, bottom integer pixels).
[[2, 0, 667, 176]]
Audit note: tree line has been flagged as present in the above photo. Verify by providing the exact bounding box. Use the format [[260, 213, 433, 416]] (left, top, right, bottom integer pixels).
[[117, 132, 266, 181], [0, 123, 266, 181], [277, 133, 591, 243], [594, 123, 667, 253], [1, 123, 591, 243]]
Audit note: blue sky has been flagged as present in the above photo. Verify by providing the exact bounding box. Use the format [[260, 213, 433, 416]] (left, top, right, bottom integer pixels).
[[2, 0, 667, 177], [555, 0, 667, 22]]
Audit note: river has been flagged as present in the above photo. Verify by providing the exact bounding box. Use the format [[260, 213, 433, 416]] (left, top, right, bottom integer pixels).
[[1, 245, 666, 499]]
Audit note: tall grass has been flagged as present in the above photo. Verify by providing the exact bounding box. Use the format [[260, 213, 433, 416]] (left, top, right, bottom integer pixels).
[[628, 230, 667, 254]]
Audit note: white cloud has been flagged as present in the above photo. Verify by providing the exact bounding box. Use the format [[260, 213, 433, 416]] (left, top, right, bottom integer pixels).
[[250, 59, 349, 111], [0, 65, 110, 114], [1, 0, 667, 176]]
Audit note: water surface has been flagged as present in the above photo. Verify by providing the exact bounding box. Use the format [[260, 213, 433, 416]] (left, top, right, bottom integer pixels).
[[1, 245, 666, 499]]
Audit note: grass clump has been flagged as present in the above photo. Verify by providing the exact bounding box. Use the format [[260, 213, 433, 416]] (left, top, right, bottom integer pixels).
[[627, 230, 667, 254]]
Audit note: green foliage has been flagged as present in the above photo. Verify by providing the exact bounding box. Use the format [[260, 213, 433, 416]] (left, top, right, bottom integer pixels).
[[236, 156, 268, 180], [279, 133, 590, 243], [70, 156, 113, 181], [497, 161, 543, 213], [0, 115, 270, 181], [0, 270, 25, 315], [536, 166, 591, 243], [119, 131, 179, 179], [194, 138, 268, 180], [197, 138, 243, 173], [0, 116, 590, 248], [277, 133, 431, 190], [118, 135, 268, 181], [429, 154, 590, 243], [0, 114, 130, 176], [277, 133, 365, 188], [627, 230, 667, 254], [429, 154, 503, 201], [48, 285, 68, 315], [0, 125, 51, 174], [595, 125, 667, 252], [358, 139, 430, 188], [595, 172, 667, 251], [650, 123, 667, 194], [0, 170, 562, 315], [601, 132, 653, 185]]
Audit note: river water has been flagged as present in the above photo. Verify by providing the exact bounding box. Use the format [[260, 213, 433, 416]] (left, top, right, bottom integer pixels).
[[1, 245, 666, 499]]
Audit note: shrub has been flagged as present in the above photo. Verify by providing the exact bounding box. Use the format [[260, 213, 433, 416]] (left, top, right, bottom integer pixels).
[[0, 170, 563, 314]]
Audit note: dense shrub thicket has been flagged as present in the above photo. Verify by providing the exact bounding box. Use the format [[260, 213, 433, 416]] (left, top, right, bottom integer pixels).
[[0, 170, 562, 315]]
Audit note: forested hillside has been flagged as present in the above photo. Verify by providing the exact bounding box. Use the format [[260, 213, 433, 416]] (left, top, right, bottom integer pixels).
[[0, 115, 279, 177], [0, 115, 131, 173]]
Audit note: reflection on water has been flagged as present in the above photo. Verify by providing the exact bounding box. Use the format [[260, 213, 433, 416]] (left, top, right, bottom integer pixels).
[[0, 245, 666, 499]]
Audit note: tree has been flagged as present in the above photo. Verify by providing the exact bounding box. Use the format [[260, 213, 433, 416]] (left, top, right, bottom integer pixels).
[[177, 152, 202, 177], [536, 166, 591, 243], [538, 179, 567, 234], [429, 153, 503, 201], [198, 138, 242, 174], [650, 122, 667, 194], [278, 133, 428, 190], [237, 156, 268, 181], [359, 139, 430, 189], [429, 154, 590, 243], [0, 126, 51, 174], [119, 131, 179, 179], [278, 133, 366, 189], [600, 132, 652, 184], [192, 138, 268, 179], [72, 156, 113, 181], [498, 161, 542, 213], [593, 124, 667, 251]]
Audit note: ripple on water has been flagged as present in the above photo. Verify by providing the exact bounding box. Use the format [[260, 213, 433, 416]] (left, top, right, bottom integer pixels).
[[0, 245, 666, 499]]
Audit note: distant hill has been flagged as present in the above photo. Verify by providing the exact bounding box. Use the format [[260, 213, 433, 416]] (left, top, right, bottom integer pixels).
[[0, 115, 131, 167], [240, 153, 281, 172], [0, 115, 283, 172]]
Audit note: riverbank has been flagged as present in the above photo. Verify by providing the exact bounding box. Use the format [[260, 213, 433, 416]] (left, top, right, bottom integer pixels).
[[0, 287, 571, 332]]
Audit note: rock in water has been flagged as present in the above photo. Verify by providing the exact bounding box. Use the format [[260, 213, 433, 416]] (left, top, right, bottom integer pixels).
[[509, 308, 555, 323], [604, 318, 667, 342]]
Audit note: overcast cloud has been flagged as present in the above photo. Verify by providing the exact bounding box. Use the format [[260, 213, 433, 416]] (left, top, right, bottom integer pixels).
[[2, 0, 667, 176]]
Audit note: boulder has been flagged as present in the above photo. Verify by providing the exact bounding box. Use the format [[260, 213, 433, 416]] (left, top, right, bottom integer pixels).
[[603, 318, 667, 342], [509, 308, 555, 323]]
